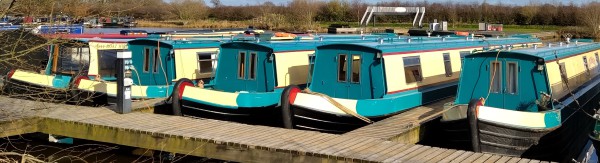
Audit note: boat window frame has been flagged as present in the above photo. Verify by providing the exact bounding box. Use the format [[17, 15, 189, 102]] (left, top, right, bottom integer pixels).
[[583, 56, 590, 75], [197, 52, 216, 75], [143, 48, 150, 72], [307, 53, 316, 83], [351, 54, 361, 83], [459, 51, 470, 63], [403, 56, 423, 83], [443, 53, 452, 77], [153, 48, 159, 73], [490, 61, 502, 93], [237, 51, 246, 79], [337, 54, 348, 82], [559, 62, 568, 85], [248, 51, 258, 80], [506, 62, 518, 94], [595, 52, 600, 72]]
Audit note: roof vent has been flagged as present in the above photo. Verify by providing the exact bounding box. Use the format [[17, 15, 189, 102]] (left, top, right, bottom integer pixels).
[[378, 37, 384, 44], [407, 38, 412, 43], [256, 37, 260, 43], [442, 37, 446, 42], [361, 35, 365, 40], [319, 36, 323, 42], [533, 44, 538, 49], [548, 43, 552, 48], [559, 42, 563, 47]]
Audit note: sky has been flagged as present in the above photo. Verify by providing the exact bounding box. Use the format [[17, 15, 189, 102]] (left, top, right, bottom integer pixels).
[[181, 0, 591, 6]]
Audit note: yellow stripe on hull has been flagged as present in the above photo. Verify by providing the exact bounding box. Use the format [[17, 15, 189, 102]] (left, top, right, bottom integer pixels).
[[77, 79, 149, 97], [292, 93, 358, 115], [10, 70, 55, 87], [182, 87, 239, 108]]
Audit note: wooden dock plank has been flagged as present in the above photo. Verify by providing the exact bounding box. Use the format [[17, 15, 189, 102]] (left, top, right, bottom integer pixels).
[[473, 153, 493, 163], [517, 159, 532, 163], [460, 152, 484, 163], [482, 154, 502, 163], [381, 144, 424, 162], [0, 96, 541, 162], [426, 149, 458, 163], [527, 160, 541, 163], [506, 157, 522, 163], [495, 156, 515, 163], [438, 150, 466, 163], [449, 151, 476, 163]]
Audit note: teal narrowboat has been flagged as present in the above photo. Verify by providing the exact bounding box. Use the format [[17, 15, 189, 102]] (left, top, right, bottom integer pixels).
[[171, 37, 540, 127], [281, 37, 541, 133], [3, 39, 129, 104], [442, 41, 600, 162], [76, 39, 224, 99]]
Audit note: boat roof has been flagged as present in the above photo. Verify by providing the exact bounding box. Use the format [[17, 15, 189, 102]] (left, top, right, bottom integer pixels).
[[499, 42, 600, 61], [128, 38, 224, 49], [318, 37, 540, 54]]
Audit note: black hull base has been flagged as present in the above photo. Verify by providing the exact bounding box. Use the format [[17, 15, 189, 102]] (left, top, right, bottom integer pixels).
[[289, 105, 390, 134], [439, 119, 472, 151], [180, 99, 282, 127]]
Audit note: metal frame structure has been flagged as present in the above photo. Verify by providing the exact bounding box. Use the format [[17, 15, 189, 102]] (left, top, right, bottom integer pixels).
[[360, 6, 425, 28]]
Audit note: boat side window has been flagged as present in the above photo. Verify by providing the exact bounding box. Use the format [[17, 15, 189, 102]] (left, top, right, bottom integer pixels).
[[403, 56, 422, 83], [506, 62, 518, 94], [58, 47, 90, 73], [595, 52, 599, 70], [307, 54, 316, 82], [153, 49, 159, 73], [559, 62, 568, 84], [98, 50, 118, 79], [249, 52, 257, 80], [443, 53, 452, 77], [338, 54, 347, 82], [583, 56, 590, 75], [143, 48, 149, 72], [238, 51, 246, 79], [490, 61, 501, 93], [197, 52, 215, 74], [351, 55, 361, 83]]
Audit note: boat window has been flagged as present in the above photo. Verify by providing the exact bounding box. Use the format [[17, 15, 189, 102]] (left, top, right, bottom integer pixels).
[[197, 52, 215, 74], [404, 56, 422, 83], [506, 62, 518, 94], [238, 52, 246, 79], [57, 47, 90, 73], [98, 50, 119, 79], [584, 56, 590, 75], [153, 49, 159, 73], [351, 55, 361, 83], [594, 52, 600, 70], [559, 62, 568, 84], [338, 54, 347, 82], [249, 52, 257, 80], [443, 53, 452, 77], [143, 48, 149, 72], [307, 54, 316, 83], [490, 61, 501, 93]]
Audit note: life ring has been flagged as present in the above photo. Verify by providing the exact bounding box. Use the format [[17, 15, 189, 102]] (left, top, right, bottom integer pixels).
[[171, 78, 194, 116], [275, 32, 296, 38], [281, 85, 300, 128], [455, 31, 470, 36]]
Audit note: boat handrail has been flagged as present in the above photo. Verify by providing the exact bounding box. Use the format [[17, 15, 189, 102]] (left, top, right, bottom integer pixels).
[[535, 43, 600, 59]]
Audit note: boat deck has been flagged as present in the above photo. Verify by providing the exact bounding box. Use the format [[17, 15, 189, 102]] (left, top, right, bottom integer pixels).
[[345, 97, 453, 143], [0, 96, 551, 162]]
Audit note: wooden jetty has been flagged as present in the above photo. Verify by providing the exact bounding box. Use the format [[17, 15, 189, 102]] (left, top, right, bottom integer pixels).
[[0, 96, 551, 162]]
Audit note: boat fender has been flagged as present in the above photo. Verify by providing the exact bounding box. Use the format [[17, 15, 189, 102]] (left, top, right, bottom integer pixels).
[[172, 78, 194, 116], [467, 98, 484, 152], [281, 85, 300, 129], [68, 74, 90, 104]]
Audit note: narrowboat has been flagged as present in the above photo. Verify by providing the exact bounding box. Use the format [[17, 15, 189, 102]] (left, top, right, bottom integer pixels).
[[442, 41, 600, 162], [280, 37, 541, 133], [31, 25, 84, 34], [75, 39, 224, 100], [170, 37, 539, 125], [2, 39, 129, 104]]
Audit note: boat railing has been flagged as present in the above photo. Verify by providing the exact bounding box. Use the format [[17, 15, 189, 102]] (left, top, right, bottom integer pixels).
[[535, 42, 600, 59], [371, 37, 539, 50]]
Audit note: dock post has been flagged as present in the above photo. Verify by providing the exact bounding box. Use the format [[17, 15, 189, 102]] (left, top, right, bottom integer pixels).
[[117, 51, 132, 114]]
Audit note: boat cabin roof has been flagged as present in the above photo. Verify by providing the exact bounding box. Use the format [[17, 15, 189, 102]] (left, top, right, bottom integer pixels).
[[128, 38, 224, 49], [496, 42, 600, 61], [317, 37, 539, 54]]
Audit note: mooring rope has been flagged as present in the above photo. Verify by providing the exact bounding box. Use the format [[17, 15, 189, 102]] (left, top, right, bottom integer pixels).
[[301, 88, 373, 123]]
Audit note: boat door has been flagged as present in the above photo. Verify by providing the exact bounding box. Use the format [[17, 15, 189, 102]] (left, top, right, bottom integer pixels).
[[237, 50, 270, 92], [334, 52, 378, 99], [502, 60, 521, 110], [485, 60, 505, 108]]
